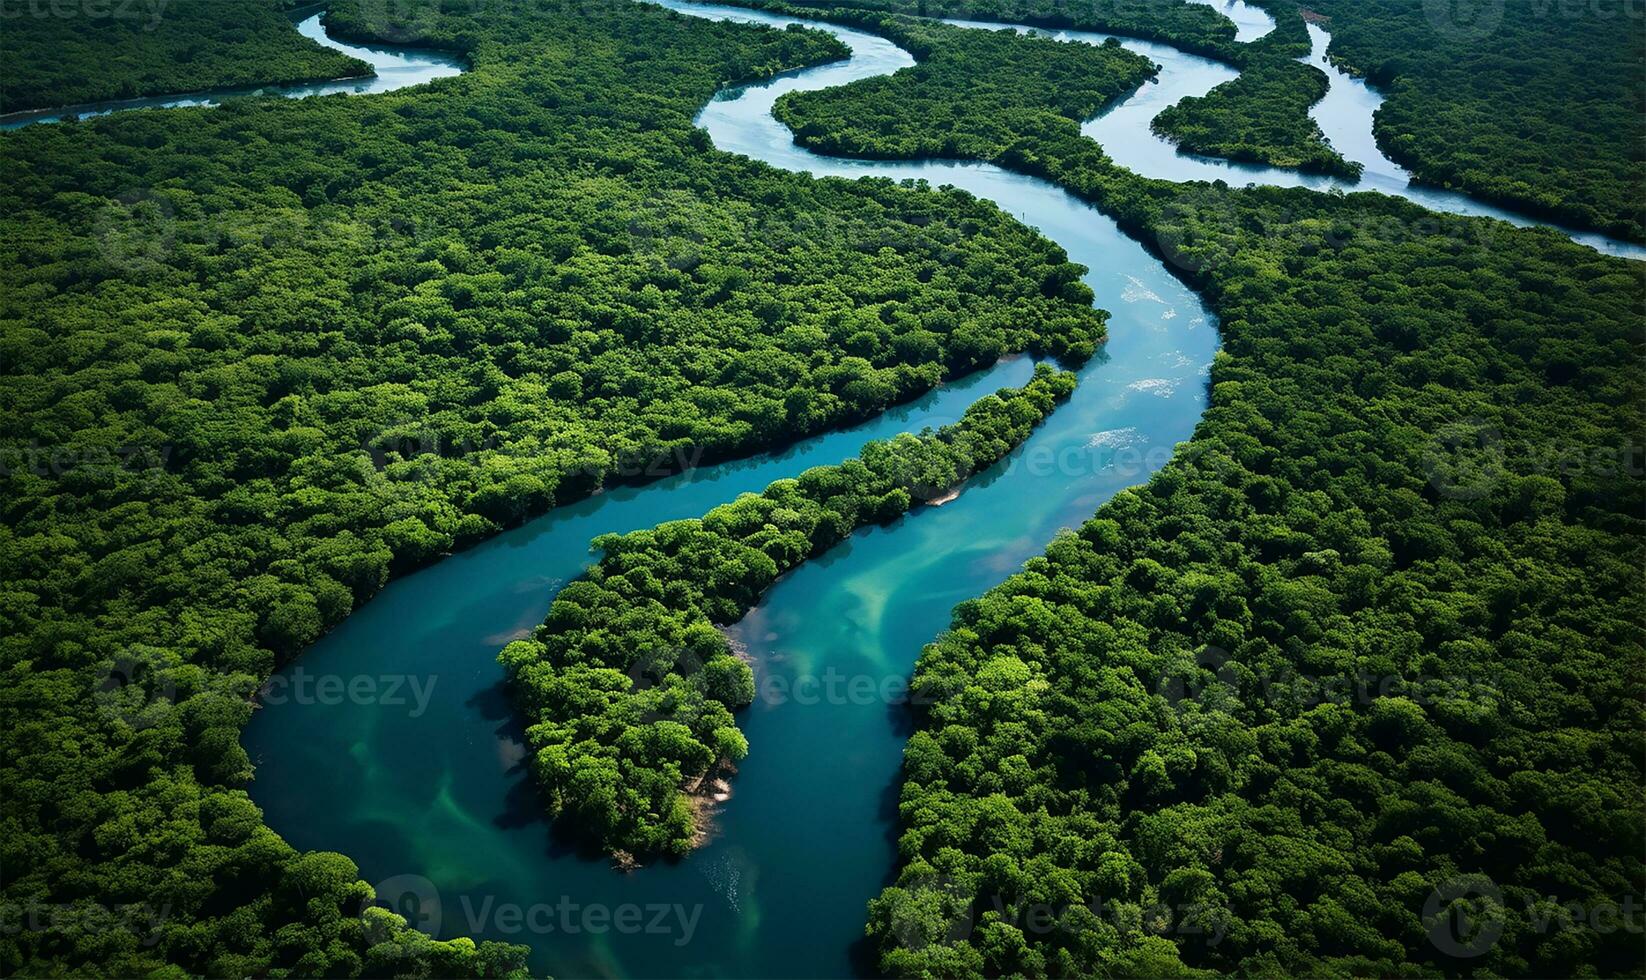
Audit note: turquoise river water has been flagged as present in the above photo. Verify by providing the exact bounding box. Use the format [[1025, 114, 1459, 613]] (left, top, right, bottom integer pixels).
[[3, 0, 1636, 975]]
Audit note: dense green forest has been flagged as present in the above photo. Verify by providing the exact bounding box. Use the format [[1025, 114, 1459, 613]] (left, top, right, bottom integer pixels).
[[499, 366, 1076, 858], [1309, 0, 1646, 242], [0, 0, 1110, 973], [768, 10, 1156, 160], [1150, 57, 1356, 177], [769, 0, 1244, 54], [872, 179, 1646, 978], [793, 0, 1645, 239], [0, 0, 369, 115], [759, 9, 1646, 977], [872, 179, 1646, 979], [2, 0, 1643, 976], [739, 0, 1358, 180]]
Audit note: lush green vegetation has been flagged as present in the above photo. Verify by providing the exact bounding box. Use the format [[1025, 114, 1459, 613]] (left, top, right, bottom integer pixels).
[[499, 366, 1076, 858], [768, 9, 1155, 160], [768, 0, 1242, 54], [783, 0, 1646, 235], [1138, 0, 1355, 177], [738, 0, 1357, 180], [0, 0, 1113, 973], [760, 7, 1646, 976], [1309, 0, 1646, 241], [871, 178, 1646, 978], [1151, 56, 1357, 177], [0, 0, 369, 115], [3, 0, 1642, 975]]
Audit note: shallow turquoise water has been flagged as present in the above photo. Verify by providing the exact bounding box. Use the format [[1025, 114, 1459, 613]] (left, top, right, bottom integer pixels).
[[240, 6, 1218, 976], [9, 0, 1628, 974]]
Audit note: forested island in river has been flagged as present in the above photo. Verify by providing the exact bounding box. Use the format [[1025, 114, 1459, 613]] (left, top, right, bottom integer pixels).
[[1, 0, 1641, 977]]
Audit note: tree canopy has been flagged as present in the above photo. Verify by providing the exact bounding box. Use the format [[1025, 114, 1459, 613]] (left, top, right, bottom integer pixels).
[[0, 0, 369, 115], [0, 0, 1103, 973], [501, 367, 1077, 857]]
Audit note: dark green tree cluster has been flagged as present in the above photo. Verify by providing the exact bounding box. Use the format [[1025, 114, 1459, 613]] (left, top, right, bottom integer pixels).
[[870, 181, 1646, 978], [749, 4, 1646, 975], [758, 11, 1646, 976], [1130, 0, 1357, 178], [737, 0, 1357, 178], [774, 0, 1646, 235], [1308, 0, 1646, 241], [0, 0, 369, 115], [766, 9, 1157, 160], [0, 0, 1109, 974], [766, 0, 1243, 56], [499, 366, 1077, 857], [1150, 56, 1358, 178]]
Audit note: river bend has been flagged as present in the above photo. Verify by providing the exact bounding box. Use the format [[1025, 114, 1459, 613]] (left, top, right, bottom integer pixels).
[[5, 0, 1630, 975]]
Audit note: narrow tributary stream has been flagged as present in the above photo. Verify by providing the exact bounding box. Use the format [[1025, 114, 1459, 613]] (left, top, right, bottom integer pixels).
[[5, 1, 1629, 975]]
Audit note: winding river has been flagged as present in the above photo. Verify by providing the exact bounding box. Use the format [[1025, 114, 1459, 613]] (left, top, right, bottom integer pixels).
[[5, 0, 1636, 975], [242, 5, 1218, 975], [940, 17, 1644, 258], [0, 9, 464, 130]]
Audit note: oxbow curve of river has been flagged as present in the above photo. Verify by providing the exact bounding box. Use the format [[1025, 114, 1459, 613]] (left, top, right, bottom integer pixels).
[[243, 3, 1221, 975], [3, 0, 1627, 976]]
